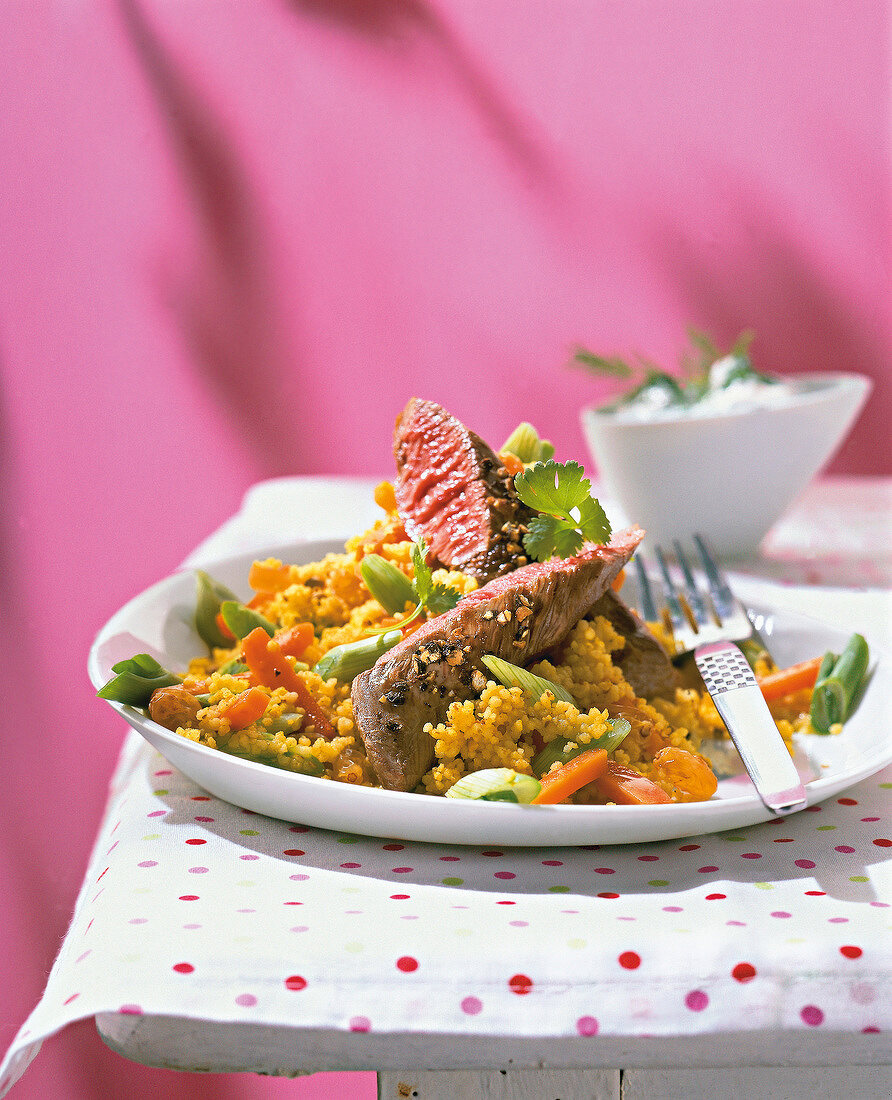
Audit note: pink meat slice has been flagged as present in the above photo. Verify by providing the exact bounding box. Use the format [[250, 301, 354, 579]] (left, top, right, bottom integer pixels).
[[351, 525, 645, 791], [393, 398, 534, 582]]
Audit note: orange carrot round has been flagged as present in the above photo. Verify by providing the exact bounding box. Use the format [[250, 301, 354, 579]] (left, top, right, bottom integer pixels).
[[274, 622, 315, 660], [531, 748, 608, 804], [758, 655, 823, 702], [248, 560, 292, 593], [221, 686, 269, 730]]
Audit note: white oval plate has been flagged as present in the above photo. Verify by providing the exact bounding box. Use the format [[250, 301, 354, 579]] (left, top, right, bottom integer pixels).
[[89, 540, 891, 846]]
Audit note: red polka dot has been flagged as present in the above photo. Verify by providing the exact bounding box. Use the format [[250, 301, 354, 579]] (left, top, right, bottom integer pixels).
[[285, 975, 307, 991], [396, 956, 418, 972], [840, 945, 863, 959], [283, 849, 305, 856], [119, 1004, 143, 1015], [496, 900, 516, 905], [172, 963, 194, 974], [678, 844, 700, 851], [383, 844, 404, 851], [805, 890, 826, 896], [705, 893, 727, 901], [509, 974, 533, 994], [191, 795, 210, 800], [185, 838, 206, 845], [873, 838, 891, 847], [795, 859, 816, 869], [178, 895, 200, 901], [482, 850, 504, 857], [618, 951, 641, 970], [389, 894, 410, 900], [732, 963, 757, 983], [837, 797, 858, 805], [598, 892, 619, 899]]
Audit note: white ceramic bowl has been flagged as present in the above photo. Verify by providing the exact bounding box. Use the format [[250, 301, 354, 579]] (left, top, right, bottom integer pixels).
[[580, 371, 872, 557]]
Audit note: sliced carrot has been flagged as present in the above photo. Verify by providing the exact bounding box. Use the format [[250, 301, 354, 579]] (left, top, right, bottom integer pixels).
[[215, 611, 236, 642], [221, 686, 269, 730], [497, 450, 526, 477], [611, 568, 626, 592], [592, 761, 672, 805], [248, 559, 292, 593], [247, 590, 273, 610], [275, 622, 315, 660], [757, 655, 823, 702], [241, 627, 335, 738], [374, 480, 397, 512], [531, 749, 609, 804]]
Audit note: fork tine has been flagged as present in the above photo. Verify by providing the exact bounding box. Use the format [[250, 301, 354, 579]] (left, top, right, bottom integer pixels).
[[632, 554, 658, 623], [654, 545, 688, 631], [672, 539, 711, 627], [693, 534, 735, 620]]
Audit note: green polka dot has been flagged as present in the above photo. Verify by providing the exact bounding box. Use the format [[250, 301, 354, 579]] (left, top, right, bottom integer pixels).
[[755, 882, 774, 890], [153, 789, 168, 796], [132, 887, 150, 895], [236, 880, 256, 887], [548, 885, 570, 893], [648, 879, 669, 887], [342, 886, 361, 894], [454, 928, 472, 937], [338, 835, 360, 844], [850, 875, 869, 883], [786, 938, 806, 944], [880, 782, 892, 789], [120, 953, 142, 963], [816, 824, 836, 831], [240, 829, 259, 836], [232, 935, 253, 945], [442, 877, 464, 886], [567, 938, 587, 949], [344, 941, 364, 954], [724, 835, 747, 842], [142, 834, 161, 841]]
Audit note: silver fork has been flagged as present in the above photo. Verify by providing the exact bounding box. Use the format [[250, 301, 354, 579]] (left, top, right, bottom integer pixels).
[[633, 535, 807, 816]]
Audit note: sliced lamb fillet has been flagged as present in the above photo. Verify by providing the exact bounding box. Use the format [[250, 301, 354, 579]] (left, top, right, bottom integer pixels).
[[351, 525, 644, 791], [586, 588, 679, 699], [393, 398, 535, 583]]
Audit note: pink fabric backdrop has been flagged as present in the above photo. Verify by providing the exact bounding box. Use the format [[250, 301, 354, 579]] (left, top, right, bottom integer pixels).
[[1, 2, 889, 1097]]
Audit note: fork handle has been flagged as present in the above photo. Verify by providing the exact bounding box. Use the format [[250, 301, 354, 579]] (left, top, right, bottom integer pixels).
[[695, 641, 808, 815]]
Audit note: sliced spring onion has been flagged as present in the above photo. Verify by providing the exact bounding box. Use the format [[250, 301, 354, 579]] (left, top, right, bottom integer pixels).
[[480, 654, 576, 704], [96, 653, 182, 706], [313, 629, 403, 683], [810, 633, 869, 733], [530, 717, 631, 778], [360, 554, 417, 615], [194, 569, 239, 649], [220, 600, 276, 639], [445, 768, 541, 804], [500, 422, 555, 465]]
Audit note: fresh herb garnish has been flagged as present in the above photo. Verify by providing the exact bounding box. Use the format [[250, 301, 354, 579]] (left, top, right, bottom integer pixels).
[[514, 460, 612, 562], [363, 538, 463, 634]]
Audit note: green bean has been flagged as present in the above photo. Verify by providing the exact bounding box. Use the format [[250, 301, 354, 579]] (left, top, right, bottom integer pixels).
[[97, 654, 182, 707], [194, 570, 239, 649], [313, 629, 403, 683], [360, 555, 416, 615], [810, 633, 869, 733], [220, 600, 275, 639]]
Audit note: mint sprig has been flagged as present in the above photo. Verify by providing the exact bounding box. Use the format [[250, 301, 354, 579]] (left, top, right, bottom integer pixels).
[[514, 460, 611, 562]]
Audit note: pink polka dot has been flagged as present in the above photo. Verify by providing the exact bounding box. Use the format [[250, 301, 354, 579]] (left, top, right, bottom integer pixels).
[[732, 962, 757, 983], [285, 975, 307, 991], [340, 862, 362, 869], [795, 859, 816, 869], [595, 867, 615, 875], [509, 974, 533, 995], [119, 1004, 143, 1015], [235, 994, 257, 1007], [128, 918, 147, 925], [685, 990, 708, 1011], [698, 865, 719, 873], [840, 945, 863, 959], [172, 962, 194, 974], [240, 854, 259, 861], [542, 859, 563, 866], [392, 867, 413, 874], [440, 856, 460, 862], [194, 816, 215, 822], [835, 845, 856, 853], [188, 867, 209, 874], [350, 1016, 372, 1032], [461, 996, 483, 1015], [63, 993, 80, 1005], [396, 956, 418, 972], [494, 871, 516, 880], [741, 852, 762, 859], [137, 860, 158, 868], [154, 770, 172, 776], [800, 1005, 824, 1026], [576, 1015, 599, 1036], [851, 983, 875, 1005], [637, 855, 659, 862], [147, 810, 167, 818], [290, 873, 309, 881], [383, 844, 404, 851], [663, 906, 683, 912], [509, 920, 528, 927], [770, 911, 792, 919], [618, 952, 641, 970]]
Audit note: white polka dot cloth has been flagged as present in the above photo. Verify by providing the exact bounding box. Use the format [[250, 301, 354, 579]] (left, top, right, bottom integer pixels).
[[2, 478, 889, 1094]]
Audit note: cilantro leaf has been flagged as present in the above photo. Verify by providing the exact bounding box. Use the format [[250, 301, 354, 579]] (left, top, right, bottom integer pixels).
[[514, 460, 612, 562], [368, 537, 462, 633], [425, 582, 463, 616]]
